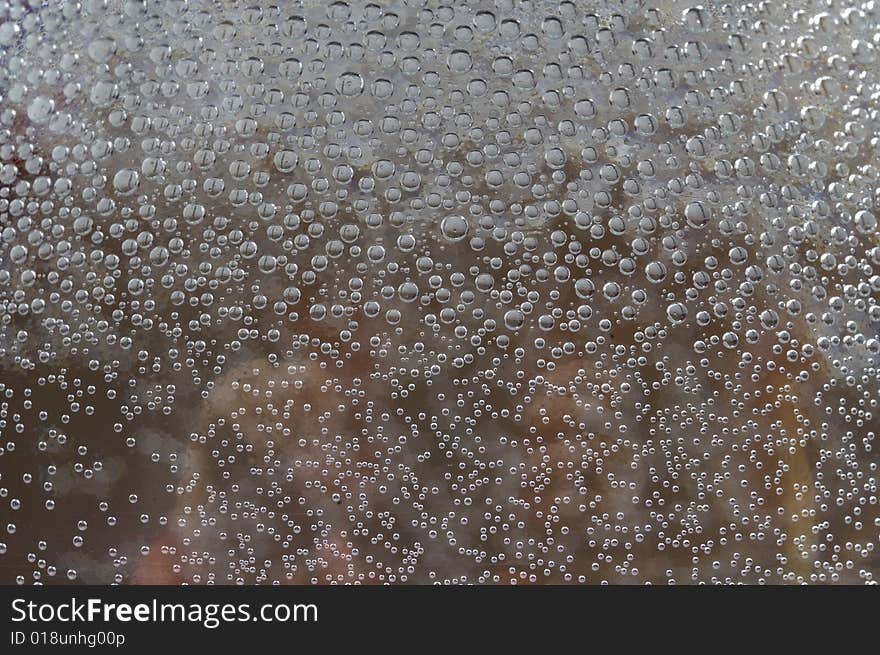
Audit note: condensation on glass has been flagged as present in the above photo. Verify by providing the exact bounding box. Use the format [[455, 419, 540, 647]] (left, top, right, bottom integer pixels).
[[0, 0, 878, 584]]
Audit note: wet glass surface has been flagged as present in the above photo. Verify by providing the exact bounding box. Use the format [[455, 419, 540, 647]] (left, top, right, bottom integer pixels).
[[0, 0, 878, 584]]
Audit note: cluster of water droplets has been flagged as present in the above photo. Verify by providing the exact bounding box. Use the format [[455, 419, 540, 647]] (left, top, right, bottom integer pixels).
[[0, 0, 878, 584]]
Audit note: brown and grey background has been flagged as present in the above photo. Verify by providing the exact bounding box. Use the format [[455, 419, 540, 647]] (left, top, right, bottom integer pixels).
[[0, 0, 878, 584]]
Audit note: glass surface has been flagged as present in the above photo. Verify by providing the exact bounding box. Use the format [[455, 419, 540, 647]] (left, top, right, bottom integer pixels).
[[0, 0, 878, 585]]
